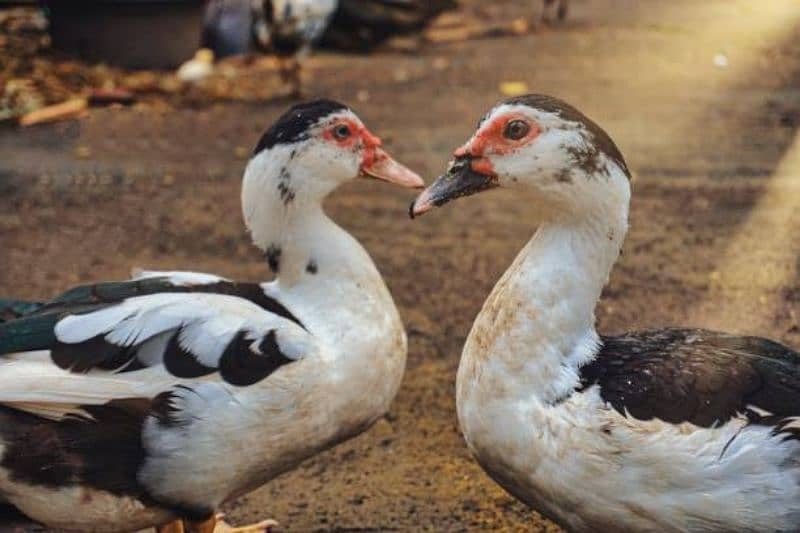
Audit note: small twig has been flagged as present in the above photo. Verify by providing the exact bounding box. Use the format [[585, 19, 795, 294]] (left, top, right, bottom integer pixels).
[[19, 98, 88, 127]]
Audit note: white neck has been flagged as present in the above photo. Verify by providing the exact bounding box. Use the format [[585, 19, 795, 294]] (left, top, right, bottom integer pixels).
[[458, 170, 630, 408], [257, 202, 355, 288], [242, 147, 368, 288], [241, 149, 404, 365]]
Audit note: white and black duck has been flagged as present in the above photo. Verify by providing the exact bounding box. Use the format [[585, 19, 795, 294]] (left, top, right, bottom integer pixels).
[[202, 0, 337, 95], [0, 99, 422, 533], [411, 94, 800, 532], [254, 0, 338, 97]]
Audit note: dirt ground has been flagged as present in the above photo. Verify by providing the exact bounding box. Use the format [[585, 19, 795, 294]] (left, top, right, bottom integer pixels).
[[1, 0, 800, 531]]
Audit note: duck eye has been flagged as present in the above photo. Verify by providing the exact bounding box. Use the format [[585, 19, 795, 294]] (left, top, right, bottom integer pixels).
[[333, 124, 351, 139], [504, 120, 530, 141]]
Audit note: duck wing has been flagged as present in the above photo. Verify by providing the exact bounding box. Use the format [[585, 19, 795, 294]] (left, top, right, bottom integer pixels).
[[580, 328, 800, 435], [0, 299, 43, 322], [0, 272, 319, 503], [0, 272, 316, 410]]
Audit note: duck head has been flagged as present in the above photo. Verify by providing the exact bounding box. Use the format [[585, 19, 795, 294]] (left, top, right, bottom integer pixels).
[[243, 99, 423, 250], [410, 94, 630, 221]]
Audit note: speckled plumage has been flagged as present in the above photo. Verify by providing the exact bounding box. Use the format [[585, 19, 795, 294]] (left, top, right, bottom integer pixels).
[[583, 329, 800, 432], [260, 0, 338, 56], [422, 95, 800, 532]]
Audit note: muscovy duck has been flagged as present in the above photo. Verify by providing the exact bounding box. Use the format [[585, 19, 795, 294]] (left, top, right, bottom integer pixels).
[[411, 94, 800, 532], [254, 0, 339, 97], [0, 99, 422, 532]]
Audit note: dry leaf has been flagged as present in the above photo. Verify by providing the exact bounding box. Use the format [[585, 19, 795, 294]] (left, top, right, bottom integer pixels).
[[499, 81, 529, 96]]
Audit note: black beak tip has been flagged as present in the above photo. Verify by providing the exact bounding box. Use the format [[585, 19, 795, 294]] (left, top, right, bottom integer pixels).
[[408, 200, 416, 220]]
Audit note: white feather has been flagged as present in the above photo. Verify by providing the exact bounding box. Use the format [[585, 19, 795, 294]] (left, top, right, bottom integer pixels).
[[0, 357, 174, 408], [54, 293, 316, 370], [130, 269, 229, 285], [55, 305, 134, 344]]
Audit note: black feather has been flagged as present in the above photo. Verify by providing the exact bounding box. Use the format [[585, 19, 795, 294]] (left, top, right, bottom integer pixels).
[[51, 334, 141, 373], [253, 99, 349, 154], [0, 399, 150, 497], [218, 330, 294, 386], [21, 277, 300, 326], [266, 244, 282, 273], [151, 385, 194, 429], [0, 277, 302, 368], [306, 259, 318, 274], [162, 330, 217, 379], [0, 397, 218, 516], [576, 328, 800, 430], [0, 299, 43, 323]]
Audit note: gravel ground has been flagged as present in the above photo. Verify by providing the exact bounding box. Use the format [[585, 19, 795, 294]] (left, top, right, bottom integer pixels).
[[1, 0, 799, 531]]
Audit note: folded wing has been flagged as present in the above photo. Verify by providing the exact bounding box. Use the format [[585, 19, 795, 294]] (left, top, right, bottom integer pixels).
[[0, 274, 316, 418], [581, 328, 800, 434]]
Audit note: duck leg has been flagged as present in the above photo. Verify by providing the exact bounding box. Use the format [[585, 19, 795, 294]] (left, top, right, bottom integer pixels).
[[287, 44, 312, 99], [276, 56, 302, 99], [185, 512, 278, 533], [287, 58, 303, 99], [541, 0, 568, 23], [286, 55, 303, 98], [557, 0, 569, 20], [542, 0, 552, 23]]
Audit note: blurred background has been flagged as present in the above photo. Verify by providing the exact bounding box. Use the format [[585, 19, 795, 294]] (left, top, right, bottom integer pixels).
[[1, 0, 799, 531]]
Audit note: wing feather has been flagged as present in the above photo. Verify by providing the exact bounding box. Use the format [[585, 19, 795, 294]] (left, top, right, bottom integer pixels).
[[580, 328, 800, 429], [48, 292, 314, 382], [0, 275, 315, 414]]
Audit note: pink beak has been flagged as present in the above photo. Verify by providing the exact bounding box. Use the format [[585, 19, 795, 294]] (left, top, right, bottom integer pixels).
[[361, 146, 424, 189]]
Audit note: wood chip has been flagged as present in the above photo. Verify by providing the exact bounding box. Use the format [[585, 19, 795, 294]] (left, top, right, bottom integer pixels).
[[88, 88, 136, 106], [499, 81, 530, 96], [19, 98, 87, 126]]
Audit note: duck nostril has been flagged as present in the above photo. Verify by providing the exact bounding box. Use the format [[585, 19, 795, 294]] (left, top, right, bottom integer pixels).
[[361, 130, 382, 149]]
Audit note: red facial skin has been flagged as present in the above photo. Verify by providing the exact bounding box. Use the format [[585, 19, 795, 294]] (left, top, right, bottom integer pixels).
[[321, 117, 382, 169], [319, 117, 423, 189], [454, 112, 541, 176]]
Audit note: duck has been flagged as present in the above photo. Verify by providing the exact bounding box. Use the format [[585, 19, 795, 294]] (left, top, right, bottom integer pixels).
[[0, 99, 423, 533], [253, 0, 339, 97], [410, 93, 800, 532], [202, 0, 256, 58]]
